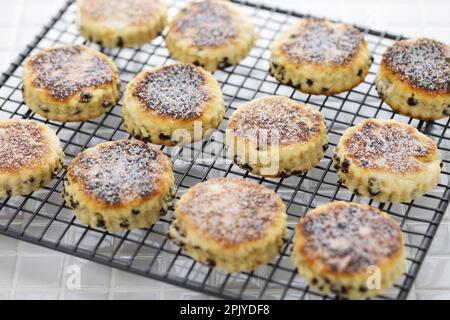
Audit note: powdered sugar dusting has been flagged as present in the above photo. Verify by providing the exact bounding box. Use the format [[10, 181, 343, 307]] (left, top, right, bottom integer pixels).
[[230, 96, 324, 145], [177, 178, 284, 245], [383, 38, 449, 92], [133, 64, 210, 120], [172, 0, 239, 48], [300, 202, 402, 273], [69, 141, 167, 206], [81, 0, 162, 26], [343, 120, 437, 173], [0, 120, 48, 171], [282, 18, 365, 65], [30, 45, 114, 100]]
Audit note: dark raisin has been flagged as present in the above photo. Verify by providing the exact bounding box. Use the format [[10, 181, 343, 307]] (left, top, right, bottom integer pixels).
[[440, 161, 443, 168], [359, 286, 367, 293], [271, 62, 279, 69], [240, 163, 253, 172], [306, 79, 314, 87], [120, 221, 130, 228], [407, 97, 418, 106], [322, 144, 329, 152], [341, 159, 350, 173], [40, 105, 49, 113], [159, 133, 171, 141], [117, 37, 124, 47], [79, 90, 92, 103], [296, 83, 302, 90], [324, 277, 331, 284], [218, 57, 231, 69], [6, 190, 12, 196], [96, 40, 103, 47], [97, 219, 105, 228], [318, 285, 325, 291], [205, 259, 216, 267], [29, 177, 35, 183], [443, 105, 450, 116], [102, 99, 114, 109], [193, 60, 201, 67], [368, 188, 381, 197], [357, 69, 363, 76], [322, 87, 329, 94], [311, 278, 319, 285], [132, 209, 140, 215], [286, 79, 294, 87], [354, 189, 361, 196], [370, 56, 374, 63]]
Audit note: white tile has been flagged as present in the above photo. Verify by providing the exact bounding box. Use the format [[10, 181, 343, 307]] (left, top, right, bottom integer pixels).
[[13, 290, 60, 300], [113, 269, 161, 289], [416, 290, 450, 300], [416, 258, 450, 289], [19, 238, 63, 256], [65, 257, 111, 289], [112, 290, 161, 300], [64, 290, 109, 300], [0, 256, 16, 288], [17, 256, 64, 288], [0, 291, 11, 300], [0, 235, 18, 253], [161, 289, 217, 300]]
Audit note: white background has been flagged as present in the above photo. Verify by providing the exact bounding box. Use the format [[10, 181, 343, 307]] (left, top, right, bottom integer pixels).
[[0, 0, 449, 300]]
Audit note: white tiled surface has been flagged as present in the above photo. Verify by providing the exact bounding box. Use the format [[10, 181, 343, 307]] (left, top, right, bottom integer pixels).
[[0, 0, 449, 300]]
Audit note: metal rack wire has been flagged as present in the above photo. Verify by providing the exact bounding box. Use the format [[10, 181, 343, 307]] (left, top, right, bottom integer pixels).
[[0, 0, 449, 300]]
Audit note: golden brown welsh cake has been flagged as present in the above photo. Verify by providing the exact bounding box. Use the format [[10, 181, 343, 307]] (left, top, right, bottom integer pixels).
[[122, 63, 224, 146], [333, 119, 441, 203], [168, 177, 287, 272], [376, 38, 450, 120], [292, 201, 405, 299], [23, 45, 120, 122], [270, 18, 372, 95], [226, 96, 328, 177], [64, 140, 176, 232], [166, 0, 256, 71], [0, 119, 64, 197], [78, 0, 167, 48]]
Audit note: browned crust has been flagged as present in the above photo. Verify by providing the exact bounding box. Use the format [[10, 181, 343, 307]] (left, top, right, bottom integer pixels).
[[67, 140, 172, 209], [279, 18, 367, 67], [168, 0, 242, 50], [380, 38, 450, 95], [0, 120, 52, 173], [129, 64, 215, 121], [296, 201, 404, 276], [379, 62, 450, 99], [79, 0, 165, 27], [340, 119, 438, 174], [176, 177, 286, 248], [24, 45, 118, 103], [227, 96, 325, 146]]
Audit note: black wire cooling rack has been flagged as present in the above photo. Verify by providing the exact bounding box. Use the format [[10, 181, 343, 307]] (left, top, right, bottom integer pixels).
[[0, 0, 449, 300]]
